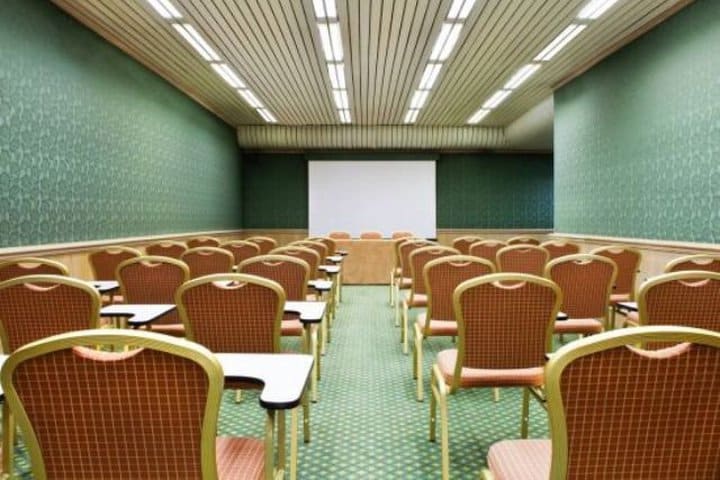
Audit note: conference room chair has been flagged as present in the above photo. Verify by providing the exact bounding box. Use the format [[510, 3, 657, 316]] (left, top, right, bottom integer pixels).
[[664, 253, 720, 273], [413, 255, 495, 401], [481, 326, 720, 480], [0, 274, 101, 475], [290, 240, 329, 264], [400, 245, 459, 354], [220, 240, 261, 266], [181, 247, 235, 279], [238, 254, 321, 400], [290, 240, 337, 305], [88, 246, 142, 303], [468, 240, 506, 269], [1, 329, 272, 480], [391, 231, 414, 239], [506, 235, 541, 246], [496, 245, 550, 277], [271, 246, 322, 287], [246, 236, 278, 254], [395, 239, 436, 326], [307, 236, 337, 256], [389, 237, 410, 306], [186, 236, 221, 248], [545, 254, 617, 335], [539, 240, 581, 260], [145, 240, 188, 259], [359, 231, 383, 239], [116, 255, 189, 336], [327, 231, 351, 239], [0, 257, 69, 281], [451, 236, 483, 255], [591, 245, 642, 328], [176, 273, 311, 449], [430, 273, 561, 480]]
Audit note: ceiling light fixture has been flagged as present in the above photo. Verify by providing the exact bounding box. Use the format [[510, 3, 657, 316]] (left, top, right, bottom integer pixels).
[[482, 89, 512, 109], [257, 109, 277, 123], [404, 109, 420, 124], [238, 89, 263, 108], [313, 0, 337, 19], [503, 63, 541, 89], [467, 108, 490, 124], [418, 63, 443, 90], [339, 109, 351, 123], [210, 63, 245, 88], [318, 22, 344, 61], [146, 0, 181, 19], [173, 24, 220, 61], [333, 90, 349, 109], [447, 0, 477, 20], [578, 0, 620, 19], [429, 23, 463, 61], [534, 24, 586, 61], [410, 90, 430, 109], [327, 63, 346, 89]]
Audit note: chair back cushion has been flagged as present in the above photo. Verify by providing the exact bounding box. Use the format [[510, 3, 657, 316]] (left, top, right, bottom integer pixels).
[[181, 248, 234, 279], [546, 254, 617, 319], [145, 242, 187, 259], [328, 231, 351, 239], [665, 254, 720, 273], [451, 236, 483, 255], [246, 236, 278, 254], [360, 232, 383, 239], [89, 247, 142, 281], [540, 241, 580, 260], [220, 241, 261, 265], [409, 246, 459, 295], [238, 255, 309, 301], [592, 246, 641, 296], [468, 240, 506, 268], [424, 255, 494, 322], [507, 236, 541, 246], [398, 239, 435, 278], [391, 231, 413, 239], [187, 237, 221, 248], [497, 245, 549, 277], [0, 258, 68, 282], [271, 246, 320, 279]]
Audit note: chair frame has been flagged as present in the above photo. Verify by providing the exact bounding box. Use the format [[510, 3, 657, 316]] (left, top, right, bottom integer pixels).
[[181, 247, 235, 279], [144, 240, 188, 259], [246, 236, 279, 254], [88, 246, 143, 280], [0, 257, 69, 280], [506, 236, 541, 246], [359, 231, 383, 240], [539, 240, 581, 260], [186, 236, 221, 248], [496, 244, 550, 276], [219, 240, 261, 266], [451, 236, 483, 255], [468, 240, 506, 268], [395, 239, 436, 324], [664, 254, 720, 273]]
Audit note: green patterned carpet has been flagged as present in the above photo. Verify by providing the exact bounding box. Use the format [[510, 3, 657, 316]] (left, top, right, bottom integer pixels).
[[11, 286, 551, 478]]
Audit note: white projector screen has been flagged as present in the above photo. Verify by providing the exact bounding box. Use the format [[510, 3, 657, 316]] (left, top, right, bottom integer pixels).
[[308, 160, 436, 238]]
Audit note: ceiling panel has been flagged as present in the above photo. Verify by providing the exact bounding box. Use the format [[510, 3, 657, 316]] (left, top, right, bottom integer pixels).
[[52, 0, 691, 129]]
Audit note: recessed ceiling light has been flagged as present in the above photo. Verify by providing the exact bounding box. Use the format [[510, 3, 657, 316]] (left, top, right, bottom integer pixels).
[[318, 22, 344, 61], [339, 109, 351, 123], [410, 90, 430, 109], [418, 63, 443, 90], [467, 108, 490, 124], [404, 109, 420, 124], [257, 109, 277, 123], [447, 0, 477, 20], [313, 0, 337, 19], [210, 63, 245, 88], [146, 0, 181, 19], [482, 89, 512, 109], [503, 63, 541, 90], [578, 0, 620, 19], [238, 89, 263, 108], [173, 24, 220, 61], [333, 89, 349, 109], [534, 24, 586, 61], [429, 23, 463, 61], [327, 63, 346, 89]]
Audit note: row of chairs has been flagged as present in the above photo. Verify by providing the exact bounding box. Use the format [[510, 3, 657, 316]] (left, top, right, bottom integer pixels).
[[327, 231, 413, 239]]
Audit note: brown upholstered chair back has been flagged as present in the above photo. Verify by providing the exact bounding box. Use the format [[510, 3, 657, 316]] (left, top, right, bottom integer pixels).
[[451, 236, 483, 255], [181, 247, 234, 279], [497, 245, 549, 277], [246, 236, 278, 254], [0, 275, 100, 352], [88, 246, 142, 281], [540, 241, 581, 260], [176, 274, 284, 353], [398, 239, 436, 278], [291, 241, 328, 264], [219, 241, 261, 266], [186, 236, 220, 248], [328, 231, 351, 239], [308, 237, 337, 256], [408, 246, 459, 296], [391, 231, 414, 239], [271, 246, 321, 279], [507, 236, 541, 246], [468, 240, 506, 268], [424, 255, 495, 322], [238, 255, 309, 302], [0, 257, 69, 281], [545, 254, 617, 319], [665, 254, 720, 273], [591, 246, 642, 298], [360, 231, 383, 239], [145, 241, 188, 259]]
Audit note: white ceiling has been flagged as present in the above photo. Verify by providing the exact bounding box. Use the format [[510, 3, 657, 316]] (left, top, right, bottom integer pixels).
[[53, 0, 690, 148]]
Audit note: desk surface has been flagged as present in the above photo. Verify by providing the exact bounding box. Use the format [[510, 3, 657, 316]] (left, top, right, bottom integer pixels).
[[88, 281, 120, 294], [285, 301, 326, 323], [100, 304, 176, 327], [617, 301, 638, 312], [309, 279, 332, 292], [319, 265, 340, 274]]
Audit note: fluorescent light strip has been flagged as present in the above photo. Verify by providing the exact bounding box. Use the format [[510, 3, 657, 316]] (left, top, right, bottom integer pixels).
[[147, 0, 182, 19], [313, 0, 337, 19], [482, 89, 512, 109], [257, 109, 277, 123], [327, 63, 346, 89], [339, 109, 351, 123], [333, 89, 349, 109], [503, 63, 541, 90], [173, 24, 220, 61], [447, 0, 476, 20], [410, 90, 429, 109], [238, 89, 263, 108], [534, 24, 586, 61], [318, 22, 344, 61], [404, 109, 420, 124], [578, 0, 620, 19], [430, 23, 463, 61], [467, 108, 490, 124], [418, 63, 442, 90], [211, 63, 245, 88]]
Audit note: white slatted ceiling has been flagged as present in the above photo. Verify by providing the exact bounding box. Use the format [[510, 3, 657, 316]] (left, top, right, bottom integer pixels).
[[52, 0, 690, 129]]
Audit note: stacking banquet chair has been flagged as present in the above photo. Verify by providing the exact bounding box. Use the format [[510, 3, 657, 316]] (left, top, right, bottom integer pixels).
[[246, 236, 278, 254], [175, 274, 311, 454], [391, 231, 414, 240], [145, 240, 188, 259], [307, 236, 337, 256], [545, 254, 617, 336], [327, 231, 351, 240], [0, 275, 101, 475], [451, 236, 483, 255], [497, 245, 549, 277], [290, 241, 328, 265], [481, 326, 720, 480], [400, 245, 459, 354], [359, 231, 383, 239], [429, 273, 561, 480], [0, 257, 69, 281], [219, 240, 261, 266], [395, 239, 436, 325], [186, 236, 221, 248], [468, 240, 506, 269], [665, 253, 720, 273], [88, 246, 142, 303], [238, 255, 321, 401], [413, 255, 495, 401], [116, 256, 189, 336], [181, 247, 235, 279], [506, 235, 541, 246], [1, 328, 277, 480], [271, 246, 321, 288], [389, 237, 408, 306], [539, 240, 580, 260], [591, 245, 642, 328]]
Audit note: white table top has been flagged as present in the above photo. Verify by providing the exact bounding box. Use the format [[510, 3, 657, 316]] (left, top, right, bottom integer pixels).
[[88, 280, 120, 293], [285, 301, 326, 323], [617, 301, 638, 311], [319, 265, 340, 274], [308, 279, 333, 292], [100, 304, 176, 326], [326, 255, 344, 263]]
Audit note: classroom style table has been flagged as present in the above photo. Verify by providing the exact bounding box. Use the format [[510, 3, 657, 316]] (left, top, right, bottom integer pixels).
[[332, 239, 395, 284]]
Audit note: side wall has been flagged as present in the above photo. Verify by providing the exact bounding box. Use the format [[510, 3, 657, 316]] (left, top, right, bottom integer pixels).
[[0, 0, 243, 248]]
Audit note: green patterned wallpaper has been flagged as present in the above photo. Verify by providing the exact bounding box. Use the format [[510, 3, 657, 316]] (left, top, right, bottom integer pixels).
[[0, 0, 242, 248], [555, 0, 720, 243], [241, 153, 553, 229]]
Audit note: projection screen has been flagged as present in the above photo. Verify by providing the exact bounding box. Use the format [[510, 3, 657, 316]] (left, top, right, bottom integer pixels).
[[308, 160, 436, 238]]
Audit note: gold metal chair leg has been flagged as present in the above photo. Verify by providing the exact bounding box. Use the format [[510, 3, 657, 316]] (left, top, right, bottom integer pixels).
[[439, 386, 450, 480], [290, 407, 298, 480], [264, 410, 276, 480], [276, 410, 286, 479], [414, 325, 424, 401], [235, 389, 243, 403], [429, 374, 437, 441], [389, 271, 394, 306], [2, 402, 13, 478], [493, 388, 500, 402], [302, 391, 311, 444], [521, 388, 530, 438], [402, 302, 409, 354]]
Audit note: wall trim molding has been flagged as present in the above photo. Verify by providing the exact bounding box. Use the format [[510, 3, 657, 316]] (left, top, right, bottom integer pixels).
[[438, 228, 553, 235], [551, 233, 720, 254], [0, 230, 243, 258]]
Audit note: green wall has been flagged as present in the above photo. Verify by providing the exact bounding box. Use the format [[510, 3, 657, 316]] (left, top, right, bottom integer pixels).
[[555, 0, 720, 243], [242, 153, 553, 230], [0, 0, 242, 248]]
